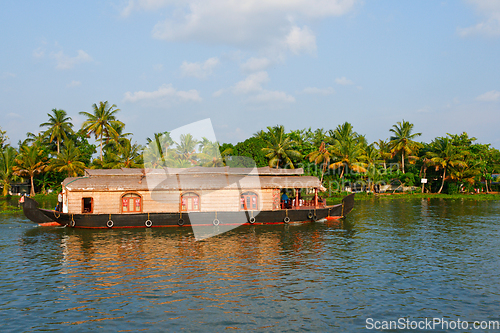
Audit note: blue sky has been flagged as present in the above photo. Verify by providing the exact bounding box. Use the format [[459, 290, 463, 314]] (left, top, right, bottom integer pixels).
[[1, 0, 499, 148]]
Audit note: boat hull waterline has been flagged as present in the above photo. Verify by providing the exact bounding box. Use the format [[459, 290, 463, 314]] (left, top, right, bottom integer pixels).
[[23, 194, 354, 229]]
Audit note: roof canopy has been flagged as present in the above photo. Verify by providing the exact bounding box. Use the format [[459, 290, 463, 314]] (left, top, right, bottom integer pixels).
[[84, 167, 304, 177], [64, 167, 324, 191]]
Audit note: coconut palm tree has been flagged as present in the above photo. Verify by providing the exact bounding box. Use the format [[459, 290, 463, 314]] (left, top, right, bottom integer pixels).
[[427, 137, 467, 193], [143, 132, 174, 168], [13, 144, 48, 196], [0, 127, 8, 150], [198, 138, 229, 167], [104, 139, 143, 169], [172, 133, 200, 166], [0, 146, 18, 196], [360, 143, 382, 191], [48, 141, 86, 177], [257, 125, 301, 169], [448, 154, 481, 189], [40, 109, 74, 154], [389, 120, 423, 174], [79, 101, 124, 161], [328, 122, 366, 179], [307, 141, 332, 183], [103, 122, 132, 152], [375, 139, 392, 170], [146, 132, 173, 160]]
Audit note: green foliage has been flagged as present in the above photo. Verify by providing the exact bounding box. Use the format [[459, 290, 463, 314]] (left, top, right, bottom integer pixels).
[[40, 109, 74, 154], [13, 143, 48, 196], [233, 136, 268, 167], [0, 146, 19, 196], [80, 101, 124, 161], [400, 172, 415, 186], [257, 125, 301, 169], [389, 120, 423, 173], [48, 141, 87, 176]]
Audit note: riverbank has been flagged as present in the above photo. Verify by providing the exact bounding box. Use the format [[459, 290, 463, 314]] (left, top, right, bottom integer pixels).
[[326, 192, 500, 204], [0, 193, 58, 213], [3, 192, 499, 214]]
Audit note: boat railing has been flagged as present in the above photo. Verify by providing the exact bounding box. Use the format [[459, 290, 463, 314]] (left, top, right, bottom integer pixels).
[[280, 199, 326, 209]]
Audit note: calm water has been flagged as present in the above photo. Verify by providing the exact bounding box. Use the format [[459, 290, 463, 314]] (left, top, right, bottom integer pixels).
[[1, 198, 500, 332]]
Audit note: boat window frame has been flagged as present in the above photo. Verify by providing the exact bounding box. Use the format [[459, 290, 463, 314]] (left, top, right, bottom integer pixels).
[[181, 191, 201, 212], [240, 191, 259, 210], [121, 192, 143, 213], [82, 197, 93, 214]]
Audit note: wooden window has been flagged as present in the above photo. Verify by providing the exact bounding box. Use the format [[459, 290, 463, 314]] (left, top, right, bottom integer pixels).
[[122, 193, 142, 213], [241, 192, 258, 210], [181, 192, 200, 211], [82, 197, 93, 213]]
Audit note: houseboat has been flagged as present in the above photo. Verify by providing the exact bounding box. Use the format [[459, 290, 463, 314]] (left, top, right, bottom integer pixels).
[[23, 167, 354, 229]]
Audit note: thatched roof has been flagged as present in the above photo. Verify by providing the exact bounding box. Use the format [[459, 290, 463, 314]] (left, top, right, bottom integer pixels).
[[64, 167, 323, 191], [84, 166, 304, 177]]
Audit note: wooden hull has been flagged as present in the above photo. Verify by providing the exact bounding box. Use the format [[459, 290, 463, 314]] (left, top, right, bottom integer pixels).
[[23, 194, 354, 229]]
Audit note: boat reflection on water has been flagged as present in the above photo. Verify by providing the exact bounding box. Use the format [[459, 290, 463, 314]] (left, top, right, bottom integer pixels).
[[18, 220, 352, 330], [39, 221, 349, 283]]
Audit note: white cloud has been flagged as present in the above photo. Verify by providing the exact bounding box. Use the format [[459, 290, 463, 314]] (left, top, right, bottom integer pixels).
[[1, 72, 16, 79], [6, 112, 22, 119], [123, 83, 202, 103], [213, 89, 225, 97], [417, 106, 432, 113], [123, 0, 358, 54], [67, 80, 81, 87], [52, 50, 92, 69], [302, 87, 335, 95], [459, 0, 500, 37], [153, 64, 164, 71], [121, 0, 172, 17], [250, 91, 295, 103], [476, 90, 500, 102], [335, 76, 354, 85], [285, 25, 317, 55], [32, 47, 45, 58], [229, 71, 294, 103], [233, 71, 269, 94], [180, 57, 219, 79], [241, 57, 271, 72]]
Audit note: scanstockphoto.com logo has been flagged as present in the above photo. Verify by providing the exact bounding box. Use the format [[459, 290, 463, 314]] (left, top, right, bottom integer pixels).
[[142, 118, 261, 240], [366, 317, 500, 331]]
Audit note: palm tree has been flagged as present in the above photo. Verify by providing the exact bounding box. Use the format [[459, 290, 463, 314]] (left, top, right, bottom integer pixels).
[[146, 132, 173, 159], [0, 127, 8, 149], [143, 132, 174, 168], [172, 134, 200, 166], [389, 120, 423, 173], [13, 144, 48, 196], [104, 139, 143, 169], [360, 143, 382, 191], [427, 137, 467, 193], [307, 141, 332, 183], [257, 125, 301, 169], [0, 146, 18, 196], [21, 132, 46, 147], [40, 109, 74, 154], [198, 138, 228, 167], [375, 139, 392, 170], [48, 141, 86, 177], [328, 122, 366, 178], [79, 101, 124, 161], [103, 122, 132, 152]]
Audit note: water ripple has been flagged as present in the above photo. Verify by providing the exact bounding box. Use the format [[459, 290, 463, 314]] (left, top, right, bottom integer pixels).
[[1, 199, 500, 331]]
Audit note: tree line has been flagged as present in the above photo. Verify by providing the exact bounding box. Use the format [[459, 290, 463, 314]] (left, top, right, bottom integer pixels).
[[1, 101, 499, 196]]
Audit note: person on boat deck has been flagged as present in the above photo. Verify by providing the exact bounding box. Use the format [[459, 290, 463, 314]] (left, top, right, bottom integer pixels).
[[18, 194, 25, 207], [57, 192, 63, 212], [281, 192, 290, 209]]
